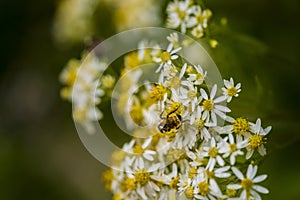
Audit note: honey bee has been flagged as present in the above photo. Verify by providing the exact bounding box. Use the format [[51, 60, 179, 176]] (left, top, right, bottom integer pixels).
[[158, 102, 183, 133]]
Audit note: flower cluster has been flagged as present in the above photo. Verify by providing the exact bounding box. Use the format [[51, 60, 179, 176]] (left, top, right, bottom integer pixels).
[[54, 0, 161, 44], [166, 0, 212, 38], [58, 0, 272, 199], [102, 32, 271, 200], [60, 52, 115, 133]]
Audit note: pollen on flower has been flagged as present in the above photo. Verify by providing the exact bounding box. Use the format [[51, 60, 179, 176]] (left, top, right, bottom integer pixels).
[[160, 51, 171, 63], [135, 169, 151, 186], [185, 186, 194, 198], [203, 99, 214, 111], [208, 147, 218, 158], [73, 109, 87, 121], [186, 65, 196, 74], [187, 90, 197, 99], [133, 145, 145, 155], [206, 170, 215, 179], [121, 178, 136, 192], [148, 84, 167, 104], [233, 117, 250, 135], [112, 194, 122, 200], [125, 51, 141, 69], [230, 143, 237, 153], [241, 178, 253, 190], [248, 134, 265, 149], [227, 87, 238, 97], [170, 177, 179, 189], [101, 75, 115, 89], [195, 119, 205, 130], [226, 188, 237, 197], [129, 104, 144, 125], [198, 181, 210, 196], [188, 167, 198, 178], [102, 168, 114, 190], [168, 76, 181, 88]]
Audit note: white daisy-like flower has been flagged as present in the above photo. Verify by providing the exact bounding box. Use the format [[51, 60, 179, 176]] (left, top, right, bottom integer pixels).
[[228, 164, 269, 200], [222, 78, 241, 102], [124, 137, 157, 169], [190, 105, 212, 141], [200, 84, 231, 126], [201, 137, 225, 171], [191, 24, 204, 38], [187, 64, 207, 85], [153, 43, 181, 73], [189, 5, 212, 28], [180, 81, 201, 112], [187, 149, 205, 168], [177, 173, 194, 198], [219, 133, 248, 165], [126, 163, 161, 199], [246, 118, 271, 159], [166, 0, 194, 33], [166, 32, 179, 47], [193, 172, 225, 200]]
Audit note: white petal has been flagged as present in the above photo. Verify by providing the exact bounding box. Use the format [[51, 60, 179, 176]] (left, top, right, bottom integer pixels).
[[210, 84, 217, 99], [142, 137, 152, 148], [227, 184, 242, 190], [253, 185, 269, 194], [214, 96, 227, 103], [215, 105, 231, 112], [232, 167, 244, 180], [253, 175, 267, 183], [200, 88, 208, 99]]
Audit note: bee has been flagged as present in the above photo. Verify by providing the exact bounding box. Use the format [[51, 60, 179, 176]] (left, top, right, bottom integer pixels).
[[158, 102, 183, 133]]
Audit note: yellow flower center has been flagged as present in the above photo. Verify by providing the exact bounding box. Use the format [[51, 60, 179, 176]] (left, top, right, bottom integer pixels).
[[230, 143, 237, 152], [148, 84, 167, 104], [65, 69, 77, 86], [188, 167, 198, 178], [187, 90, 197, 99], [129, 105, 144, 125], [112, 194, 122, 200], [198, 181, 210, 196], [203, 99, 214, 111], [226, 188, 237, 197], [208, 147, 218, 158], [248, 134, 264, 149], [102, 169, 114, 190], [195, 73, 204, 81], [185, 186, 194, 198], [206, 170, 215, 179], [227, 87, 237, 97], [233, 118, 250, 135], [241, 178, 253, 190], [133, 145, 145, 155], [160, 51, 171, 63], [101, 75, 115, 89], [177, 9, 187, 20], [170, 177, 179, 190], [135, 169, 150, 186], [195, 119, 205, 130], [122, 178, 136, 191], [168, 76, 181, 88], [125, 51, 141, 69], [186, 65, 195, 74]]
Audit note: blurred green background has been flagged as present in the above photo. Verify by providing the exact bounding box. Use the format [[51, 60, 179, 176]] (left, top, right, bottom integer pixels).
[[0, 0, 299, 199]]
